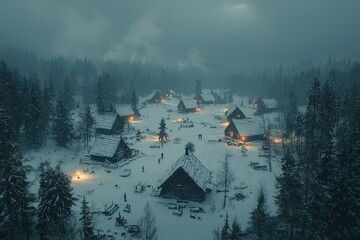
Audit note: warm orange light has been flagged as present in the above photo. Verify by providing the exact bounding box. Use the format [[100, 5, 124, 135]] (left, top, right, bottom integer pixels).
[[220, 121, 229, 127], [72, 170, 95, 183]]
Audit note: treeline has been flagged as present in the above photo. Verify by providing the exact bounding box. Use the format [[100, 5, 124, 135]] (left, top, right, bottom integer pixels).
[[0, 47, 211, 100], [226, 57, 356, 106], [216, 68, 360, 239]]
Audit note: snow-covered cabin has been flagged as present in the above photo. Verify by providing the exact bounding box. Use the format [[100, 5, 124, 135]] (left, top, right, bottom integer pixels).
[[164, 90, 177, 99], [148, 92, 164, 104], [158, 148, 213, 202], [177, 99, 199, 113], [95, 113, 124, 135], [225, 104, 246, 121], [253, 98, 279, 115], [117, 105, 136, 121], [224, 118, 264, 142], [90, 135, 131, 163], [195, 93, 216, 104]]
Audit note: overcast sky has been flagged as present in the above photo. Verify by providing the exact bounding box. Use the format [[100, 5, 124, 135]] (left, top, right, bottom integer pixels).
[[0, 0, 359, 72]]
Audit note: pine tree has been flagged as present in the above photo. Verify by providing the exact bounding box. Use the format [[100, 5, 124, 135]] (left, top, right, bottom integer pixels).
[[63, 75, 75, 111], [131, 90, 140, 116], [0, 109, 34, 239], [248, 184, 271, 240], [96, 77, 105, 113], [229, 218, 242, 240], [80, 105, 94, 147], [37, 164, 75, 239], [80, 196, 95, 240], [284, 88, 298, 138], [275, 148, 303, 240], [53, 98, 73, 146], [41, 81, 54, 145], [195, 79, 202, 96], [158, 118, 168, 147], [221, 214, 230, 240], [0, 61, 22, 140], [24, 76, 44, 147], [303, 78, 321, 204]]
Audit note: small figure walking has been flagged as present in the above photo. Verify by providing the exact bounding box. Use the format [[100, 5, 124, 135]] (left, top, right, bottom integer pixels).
[[124, 193, 127, 202], [158, 158, 160, 164], [142, 166, 144, 172], [161, 152, 164, 159]]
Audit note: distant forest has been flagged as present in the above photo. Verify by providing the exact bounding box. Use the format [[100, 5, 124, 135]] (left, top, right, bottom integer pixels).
[[1, 47, 359, 107]]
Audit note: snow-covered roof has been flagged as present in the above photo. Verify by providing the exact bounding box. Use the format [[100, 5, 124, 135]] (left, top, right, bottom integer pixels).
[[90, 135, 121, 158], [95, 114, 117, 130], [168, 89, 176, 94], [159, 152, 213, 192], [181, 99, 198, 109], [262, 99, 278, 109], [201, 94, 216, 102], [117, 105, 134, 117], [226, 104, 238, 116], [232, 118, 264, 136]]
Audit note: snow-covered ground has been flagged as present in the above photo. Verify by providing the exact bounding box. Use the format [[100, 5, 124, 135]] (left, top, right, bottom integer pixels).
[[24, 95, 282, 240]]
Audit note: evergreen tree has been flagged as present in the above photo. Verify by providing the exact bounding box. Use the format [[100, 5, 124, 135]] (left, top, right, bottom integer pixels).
[[158, 118, 168, 147], [0, 61, 22, 140], [80, 196, 95, 240], [37, 164, 75, 239], [41, 81, 54, 145], [229, 218, 242, 240], [24, 76, 44, 147], [131, 90, 140, 116], [303, 78, 321, 204], [284, 87, 298, 138], [275, 148, 303, 240], [96, 77, 106, 113], [53, 98, 73, 147], [248, 184, 271, 240], [220, 213, 230, 240], [195, 79, 202, 96], [0, 109, 34, 240], [80, 105, 94, 147], [63, 75, 75, 111]]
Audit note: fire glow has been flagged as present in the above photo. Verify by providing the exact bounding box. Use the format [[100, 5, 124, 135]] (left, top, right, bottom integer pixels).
[[72, 170, 95, 183]]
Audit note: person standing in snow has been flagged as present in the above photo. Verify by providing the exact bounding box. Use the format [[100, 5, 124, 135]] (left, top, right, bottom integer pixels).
[[124, 193, 127, 202]]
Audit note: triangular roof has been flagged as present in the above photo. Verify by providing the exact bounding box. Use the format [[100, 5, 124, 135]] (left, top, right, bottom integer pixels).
[[90, 135, 123, 158], [95, 113, 118, 130], [226, 104, 238, 116], [117, 105, 134, 117], [201, 93, 216, 102], [230, 118, 264, 136], [180, 99, 198, 109], [159, 152, 212, 192], [262, 99, 278, 109]]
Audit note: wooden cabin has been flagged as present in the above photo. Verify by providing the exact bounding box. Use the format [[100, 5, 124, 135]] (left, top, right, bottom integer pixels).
[[177, 99, 199, 113], [224, 118, 264, 142], [148, 92, 164, 104], [117, 105, 137, 121], [253, 98, 278, 115], [225, 104, 246, 121], [195, 93, 216, 104], [90, 135, 131, 163], [95, 113, 124, 135], [164, 90, 177, 99], [158, 148, 213, 202]]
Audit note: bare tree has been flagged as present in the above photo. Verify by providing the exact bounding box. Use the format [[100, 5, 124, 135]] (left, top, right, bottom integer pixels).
[[138, 203, 158, 240], [218, 152, 234, 208]]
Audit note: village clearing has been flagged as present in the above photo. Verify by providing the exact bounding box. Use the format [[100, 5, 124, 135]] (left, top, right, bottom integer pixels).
[[23, 95, 282, 240]]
